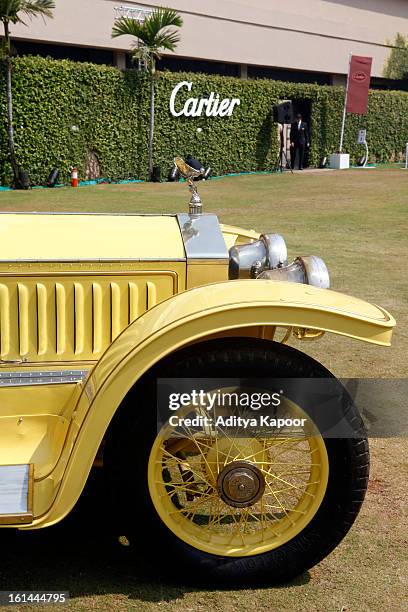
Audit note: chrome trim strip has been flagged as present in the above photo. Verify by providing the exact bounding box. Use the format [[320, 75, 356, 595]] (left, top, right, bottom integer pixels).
[[0, 258, 186, 263], [0, 370, 89, 387], [177, 213, 229, 261], [0, 212, 178, 217], [188, 259, 229, 265]]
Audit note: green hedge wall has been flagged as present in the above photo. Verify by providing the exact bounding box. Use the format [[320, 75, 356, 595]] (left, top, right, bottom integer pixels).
[[1, 55, 408, 185]]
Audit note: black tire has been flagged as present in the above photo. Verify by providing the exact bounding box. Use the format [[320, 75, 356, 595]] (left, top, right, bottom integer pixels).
[[104, 338, 369, 586]]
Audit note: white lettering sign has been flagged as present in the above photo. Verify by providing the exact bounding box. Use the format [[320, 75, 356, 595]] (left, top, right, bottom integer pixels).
[[169, 81, 240, 118]]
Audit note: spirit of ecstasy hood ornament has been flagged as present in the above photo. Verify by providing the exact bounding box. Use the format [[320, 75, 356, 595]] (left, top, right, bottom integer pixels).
[[174, 156, 204, 214]]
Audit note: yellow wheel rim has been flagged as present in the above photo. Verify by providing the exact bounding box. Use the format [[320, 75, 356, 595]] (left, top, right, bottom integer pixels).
[[148, 400, 329, 557]]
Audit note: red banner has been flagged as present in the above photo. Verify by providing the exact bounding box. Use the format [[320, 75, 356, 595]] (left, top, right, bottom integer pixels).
[[346, 55, 372, 115]]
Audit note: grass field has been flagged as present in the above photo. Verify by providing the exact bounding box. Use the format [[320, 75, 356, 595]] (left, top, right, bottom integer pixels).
[[0, 167, 407, 611]]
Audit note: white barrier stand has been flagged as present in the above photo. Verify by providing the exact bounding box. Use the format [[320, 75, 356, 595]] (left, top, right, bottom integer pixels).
[[354, 129, 375, 168]]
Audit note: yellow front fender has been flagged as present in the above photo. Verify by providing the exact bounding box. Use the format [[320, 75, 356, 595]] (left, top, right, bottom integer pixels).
[[25, 280, 394, 529]]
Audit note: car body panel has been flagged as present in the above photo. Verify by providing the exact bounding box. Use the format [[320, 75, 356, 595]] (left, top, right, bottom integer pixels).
[[220, 223, 260, 249], [0, 212, 395, 530]]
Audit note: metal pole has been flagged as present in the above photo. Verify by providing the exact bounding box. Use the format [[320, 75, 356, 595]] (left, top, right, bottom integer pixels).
[[339, 53, 352, 153], [405, 143, 408, 169], [363, 141, 369, 167]]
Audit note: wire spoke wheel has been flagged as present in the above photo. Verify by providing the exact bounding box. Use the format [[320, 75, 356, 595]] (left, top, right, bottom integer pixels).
[[105, 339, 369, 584], [148, 401, 329, 556]]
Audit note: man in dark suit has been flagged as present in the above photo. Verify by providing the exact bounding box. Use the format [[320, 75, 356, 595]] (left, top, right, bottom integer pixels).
[[290, 113, 310, 170]]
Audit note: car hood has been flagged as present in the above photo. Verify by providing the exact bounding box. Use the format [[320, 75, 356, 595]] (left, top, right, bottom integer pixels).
[[0, 213, 186, 261]]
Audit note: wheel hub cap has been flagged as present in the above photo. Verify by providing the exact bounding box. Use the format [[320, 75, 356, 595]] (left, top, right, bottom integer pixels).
[[217, 460, 265, 508]]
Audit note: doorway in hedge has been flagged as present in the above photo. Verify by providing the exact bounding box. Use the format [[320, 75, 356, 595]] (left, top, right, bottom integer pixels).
[[85, 150, 101, 180], [291, 99, 312, 168]]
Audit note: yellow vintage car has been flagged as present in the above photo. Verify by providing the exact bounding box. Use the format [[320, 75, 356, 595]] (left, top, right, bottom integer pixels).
[[0, 159, 395, 585]]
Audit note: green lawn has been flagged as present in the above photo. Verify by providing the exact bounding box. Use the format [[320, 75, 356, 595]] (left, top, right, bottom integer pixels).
[[0, 167, 407, 611]]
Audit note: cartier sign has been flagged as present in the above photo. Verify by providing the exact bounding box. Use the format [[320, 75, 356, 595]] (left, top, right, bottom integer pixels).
[[169, 81, 240, 117]]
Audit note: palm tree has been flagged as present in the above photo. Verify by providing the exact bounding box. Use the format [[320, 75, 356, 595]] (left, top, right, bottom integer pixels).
[[1, 0, 55, 184], [112, 7, 183, 179]]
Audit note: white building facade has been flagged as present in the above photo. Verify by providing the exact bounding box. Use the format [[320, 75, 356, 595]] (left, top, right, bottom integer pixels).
[[7, 1, 408, 85]]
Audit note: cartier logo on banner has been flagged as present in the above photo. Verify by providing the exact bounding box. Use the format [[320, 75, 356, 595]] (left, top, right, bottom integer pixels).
[[346, 55, 372, 115]]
